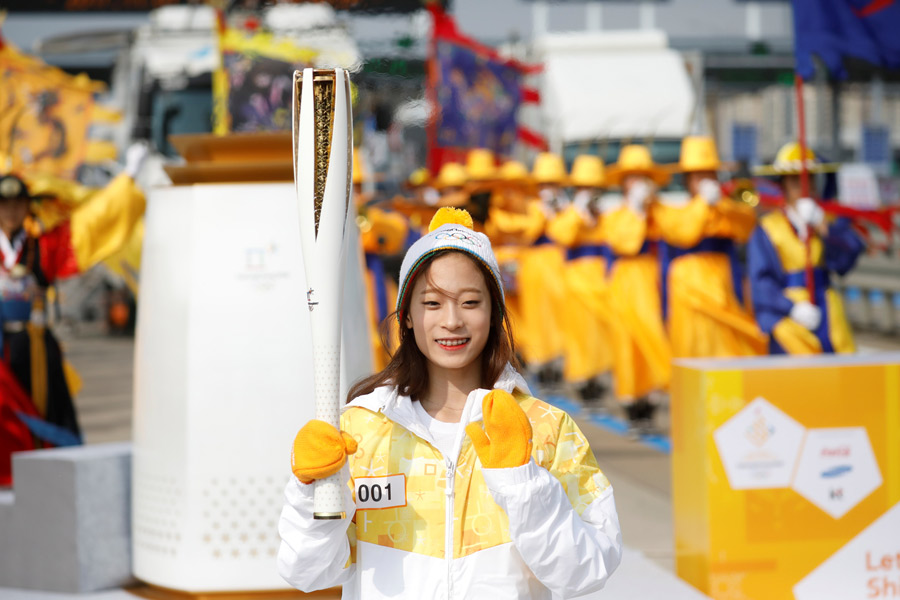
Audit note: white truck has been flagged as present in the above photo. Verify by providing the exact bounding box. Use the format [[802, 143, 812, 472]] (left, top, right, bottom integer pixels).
[[527, 29, 696, 181]]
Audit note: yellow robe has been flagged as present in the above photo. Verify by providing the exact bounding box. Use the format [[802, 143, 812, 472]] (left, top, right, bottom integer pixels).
[[652, 196, 767, 359], [486, 200, 563, 367], [601, 204, 670, 401], [545, 206, 612, 384]]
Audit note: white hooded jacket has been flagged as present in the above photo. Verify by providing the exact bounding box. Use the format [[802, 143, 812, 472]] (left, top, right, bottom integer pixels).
[[278, 365, 622, 599]]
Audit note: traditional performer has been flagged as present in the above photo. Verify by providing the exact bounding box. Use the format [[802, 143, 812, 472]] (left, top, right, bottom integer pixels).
[[483, 159, 543, 348], [279, 207, 622, 599], [602, 145, 671, 431], [463, 148, 499, 230], [747, 142, 864, 354], [545, 155, 613, 406], [514, 152, 567, 384], [654, 136, 767, 358], [0, 142, 147, 485]]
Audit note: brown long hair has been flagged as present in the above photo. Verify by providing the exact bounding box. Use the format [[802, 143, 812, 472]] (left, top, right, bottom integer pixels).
[[348, 249, 518, 402]]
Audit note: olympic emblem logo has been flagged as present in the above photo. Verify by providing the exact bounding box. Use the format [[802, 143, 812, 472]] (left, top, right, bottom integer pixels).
[[435, 227, 483, 248]]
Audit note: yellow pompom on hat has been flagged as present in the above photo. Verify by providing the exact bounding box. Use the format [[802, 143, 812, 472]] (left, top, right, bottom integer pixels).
[[396, 207, 503, 320], [466, 148, 498, 181], [569, 155, 606, 188], [531, 152, 567, 185], [606, 144, 671, 187], [752, 141, 839, 176], [671, 136, 722, 173], [434, 162, 468, 190]]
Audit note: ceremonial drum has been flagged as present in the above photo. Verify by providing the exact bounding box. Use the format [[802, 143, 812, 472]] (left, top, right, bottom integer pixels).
[[132, 181, 372, 591]]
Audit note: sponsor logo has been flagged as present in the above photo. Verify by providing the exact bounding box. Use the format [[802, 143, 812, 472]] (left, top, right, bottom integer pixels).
[[745, 410, 775, 447], [821, 465, 853, 478]]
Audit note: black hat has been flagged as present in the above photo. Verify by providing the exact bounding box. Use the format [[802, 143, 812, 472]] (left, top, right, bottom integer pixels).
[[0, 175, 30, 201]]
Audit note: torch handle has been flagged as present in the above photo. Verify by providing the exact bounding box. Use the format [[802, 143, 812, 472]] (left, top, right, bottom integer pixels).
[[312, 339, 344, 518], [308, 260, 346, 519]]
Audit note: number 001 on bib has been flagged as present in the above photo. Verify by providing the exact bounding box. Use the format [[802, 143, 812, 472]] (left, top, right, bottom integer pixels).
[[354, 474, 407, 510]]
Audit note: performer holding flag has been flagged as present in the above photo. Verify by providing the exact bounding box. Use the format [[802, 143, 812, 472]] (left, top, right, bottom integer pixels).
[[279, 207, 622, 598], [747, 142, 864, 355], [0, 142, 147, 485]]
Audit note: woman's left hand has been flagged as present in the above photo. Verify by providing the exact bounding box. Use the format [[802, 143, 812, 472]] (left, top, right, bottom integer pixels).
[[466, 390, 533, 469]]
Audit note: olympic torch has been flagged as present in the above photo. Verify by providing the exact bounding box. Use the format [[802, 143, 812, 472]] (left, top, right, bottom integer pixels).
[[292, 68, 353, 519]]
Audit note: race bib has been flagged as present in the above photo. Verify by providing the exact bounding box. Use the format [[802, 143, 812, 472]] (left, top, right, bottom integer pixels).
[[354, 474, 406, 510]]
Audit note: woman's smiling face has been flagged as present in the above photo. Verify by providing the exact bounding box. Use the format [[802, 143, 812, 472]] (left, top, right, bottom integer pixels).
[[406, 252, 492, 378]]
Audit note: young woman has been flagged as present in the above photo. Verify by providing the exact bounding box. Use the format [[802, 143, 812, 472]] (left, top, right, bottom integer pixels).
[[279, 207, 622, 599]]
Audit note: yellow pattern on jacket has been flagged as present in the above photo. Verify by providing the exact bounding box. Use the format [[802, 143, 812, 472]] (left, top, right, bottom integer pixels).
[[545, 206, 612, 384], [757, 211, 855, 354], [652, 196, 766, 358], [343, 392, 609, 560], [600, 204, 670, 400]]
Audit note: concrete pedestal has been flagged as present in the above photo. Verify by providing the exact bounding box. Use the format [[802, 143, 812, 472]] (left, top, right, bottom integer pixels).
[[0, 444, 133, 593]]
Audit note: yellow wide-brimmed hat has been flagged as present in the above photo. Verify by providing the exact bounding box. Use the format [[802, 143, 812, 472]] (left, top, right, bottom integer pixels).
[[434, 162, 468, 190], [753, 141, 840, 176], [466, 148, 498, 181], [499, 160, 531, 182], [672, 136, 721, 173], [532, 152, 567, 185], [569, 155, 606, 188], [606, 144, 671, 187], [406, 167, 431, 188]]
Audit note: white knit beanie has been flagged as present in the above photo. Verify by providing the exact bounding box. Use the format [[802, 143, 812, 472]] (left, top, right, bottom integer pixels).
[[396, 207, 504, 320]]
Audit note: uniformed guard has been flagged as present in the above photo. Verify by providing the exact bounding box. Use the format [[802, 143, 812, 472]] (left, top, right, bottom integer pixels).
[[747, 142, 864, 354], [654, 136, 767, 358], [517, 152, 567, 384], [0, 142, 147, 484], [545, 155, 613, 407], [602, 145, 671, 431]]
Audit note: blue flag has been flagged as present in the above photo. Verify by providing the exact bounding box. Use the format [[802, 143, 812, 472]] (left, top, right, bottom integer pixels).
[[434, 40, 523, 156], [793, 0, 900, 78]]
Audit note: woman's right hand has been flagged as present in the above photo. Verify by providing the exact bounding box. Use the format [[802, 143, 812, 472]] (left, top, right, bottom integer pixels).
[[291, 420, 358, 484]]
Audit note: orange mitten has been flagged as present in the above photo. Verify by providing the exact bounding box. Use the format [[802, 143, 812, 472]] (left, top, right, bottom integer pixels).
[[291, 419, 358, 484], [465, 390, 533, 469]]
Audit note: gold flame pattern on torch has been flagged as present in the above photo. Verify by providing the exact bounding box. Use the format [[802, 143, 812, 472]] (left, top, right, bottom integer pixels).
[[294, 70, 338, 238]]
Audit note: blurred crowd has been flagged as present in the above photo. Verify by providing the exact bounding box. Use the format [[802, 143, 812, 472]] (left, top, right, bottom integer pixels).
[[354, 137, 865, 433]]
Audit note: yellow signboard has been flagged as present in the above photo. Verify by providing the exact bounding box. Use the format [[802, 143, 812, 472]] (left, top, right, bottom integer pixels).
[[672, 354, 900, 600]]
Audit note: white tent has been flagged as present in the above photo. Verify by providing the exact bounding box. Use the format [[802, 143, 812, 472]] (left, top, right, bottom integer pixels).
[[534, 30, 695, 146]]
